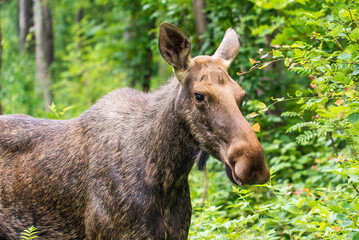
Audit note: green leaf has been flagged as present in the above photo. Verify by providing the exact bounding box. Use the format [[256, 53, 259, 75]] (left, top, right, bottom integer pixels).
[[354, 198, 359, 211], [341, 220, 353, 228], [330, 25, 343, 37], [256, 102, 267, 109], [282, 204, 300, 215], [353, 64, 359, 75], [295, 90, 303, 97], [297, 197, 306, 208], [272, 50, 283, 58], [345, 90, 355, 98], [284, 57, 291, 66], [293, 49, 304, 57], [297, 98, 305, 104], [348, 113, 359, 124], [327, 212, 337, 224], [349, 27, 359, 40], [334, 72, 351, 84], [337, 53, 352, 61], [281, 111, 301, 118]]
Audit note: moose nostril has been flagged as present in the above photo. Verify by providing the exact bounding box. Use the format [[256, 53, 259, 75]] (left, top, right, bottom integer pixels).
[[223, 140, 269, 185]]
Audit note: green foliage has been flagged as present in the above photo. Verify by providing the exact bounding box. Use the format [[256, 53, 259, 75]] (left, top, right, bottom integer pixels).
[[20, 226, 38, 240], [189, 0, 359, 239], [1, 1, 39, 115], [48, 103, 74, 119]]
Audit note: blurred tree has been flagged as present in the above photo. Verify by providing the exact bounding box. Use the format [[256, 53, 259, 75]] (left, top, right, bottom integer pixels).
[[192, 0, 208, 48], [33, 0, 53, 112], [121, 0, 157, 92], [75, 8, 83, 24], [19, 0, 32, 53], [43, 1, 53, 67]]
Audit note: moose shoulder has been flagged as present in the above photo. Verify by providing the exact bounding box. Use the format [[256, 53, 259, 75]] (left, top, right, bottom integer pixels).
[[0, 23, 270, 239]]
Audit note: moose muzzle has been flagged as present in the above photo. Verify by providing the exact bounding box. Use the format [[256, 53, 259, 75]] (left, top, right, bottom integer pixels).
[[221, 118, 270, 185]]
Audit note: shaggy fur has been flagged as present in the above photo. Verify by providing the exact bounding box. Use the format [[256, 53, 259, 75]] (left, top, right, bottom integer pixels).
[[0, 23, 269, 239]]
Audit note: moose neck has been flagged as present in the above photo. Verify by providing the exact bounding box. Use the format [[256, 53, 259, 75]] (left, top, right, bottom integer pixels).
[[145, 78, 197, 194]]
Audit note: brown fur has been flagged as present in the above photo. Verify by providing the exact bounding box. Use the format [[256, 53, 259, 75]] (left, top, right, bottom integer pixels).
[[0, 23, 269, 239]]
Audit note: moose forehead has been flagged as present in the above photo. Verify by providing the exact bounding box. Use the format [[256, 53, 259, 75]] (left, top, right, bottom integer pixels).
[[189, 56, 234, 83], [187, 56, 246, 97]]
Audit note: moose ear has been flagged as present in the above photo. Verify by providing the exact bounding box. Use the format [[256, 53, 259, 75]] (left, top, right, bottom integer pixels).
[[158, 23, 192, 70], [212, 28, 239, 68]]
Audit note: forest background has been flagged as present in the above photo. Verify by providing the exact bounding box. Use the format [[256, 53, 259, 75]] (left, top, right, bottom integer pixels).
[[1, 0, 359, 239]]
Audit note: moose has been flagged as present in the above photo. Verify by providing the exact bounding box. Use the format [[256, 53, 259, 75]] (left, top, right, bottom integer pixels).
[[0, 23, 270, 239]]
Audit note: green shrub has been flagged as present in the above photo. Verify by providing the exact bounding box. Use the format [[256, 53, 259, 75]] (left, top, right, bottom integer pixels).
[[20, 226, 38, 240], [189, 0, 359, 239]]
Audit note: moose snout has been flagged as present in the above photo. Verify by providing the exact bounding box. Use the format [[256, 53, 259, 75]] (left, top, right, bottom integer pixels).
[[224, 142, 270, 185], [233, 155, 270, 185]]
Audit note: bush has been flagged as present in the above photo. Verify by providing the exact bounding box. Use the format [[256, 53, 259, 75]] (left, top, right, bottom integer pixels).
[[189, 0, 359, 239]]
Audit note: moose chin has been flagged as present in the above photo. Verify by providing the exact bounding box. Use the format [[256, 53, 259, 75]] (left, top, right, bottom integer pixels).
[[0, 23, 269, 239]]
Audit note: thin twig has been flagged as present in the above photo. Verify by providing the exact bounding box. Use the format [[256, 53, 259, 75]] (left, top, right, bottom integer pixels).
[[328, 132, 359, 195], [322, 24, 344, 51], [328, 132, 339, 156], [201, 166, 209, 209], [346, 0, 359, 29]]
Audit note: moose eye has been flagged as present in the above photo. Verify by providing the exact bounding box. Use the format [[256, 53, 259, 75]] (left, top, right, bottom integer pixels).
[[194, 93, 204, 102]]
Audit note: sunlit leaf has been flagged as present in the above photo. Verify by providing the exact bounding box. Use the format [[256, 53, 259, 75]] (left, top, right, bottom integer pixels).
[[252, 123, 260, 132], [248, 112, 258, 118], [272, 50, 283, 58], [345, 90, 355, 98], [256, 102, 267, 109], [297, 98, 305, 104], [297, 197, 306, 208], [334, 72, 351, 84], [349, 28, 359, 40], [258, 62, 270, 69], [284, 57, 291, 66], [337, 53, 352, 61], [249, 58, 259, 64], [295, 90, 303, 97]]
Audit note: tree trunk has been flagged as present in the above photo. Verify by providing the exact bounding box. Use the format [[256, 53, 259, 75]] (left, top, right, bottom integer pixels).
[[43, 1, 53, 67], [192, 0, 208, 48], [33, 0, 52, 112], [19, 0, 33, 53], [75, 8, 83, 23]]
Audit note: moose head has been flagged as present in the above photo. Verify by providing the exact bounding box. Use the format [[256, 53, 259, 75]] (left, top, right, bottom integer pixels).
[[158, 23, 270, 185]]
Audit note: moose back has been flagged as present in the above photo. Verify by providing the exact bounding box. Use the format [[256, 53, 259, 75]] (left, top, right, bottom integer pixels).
[[0, 23, 270, 239]]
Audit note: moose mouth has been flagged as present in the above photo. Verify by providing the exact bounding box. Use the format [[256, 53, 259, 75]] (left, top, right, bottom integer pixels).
[[198, 150, 268, 186], [225, 164, 242, 186], [201, 149, 244, 186]]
